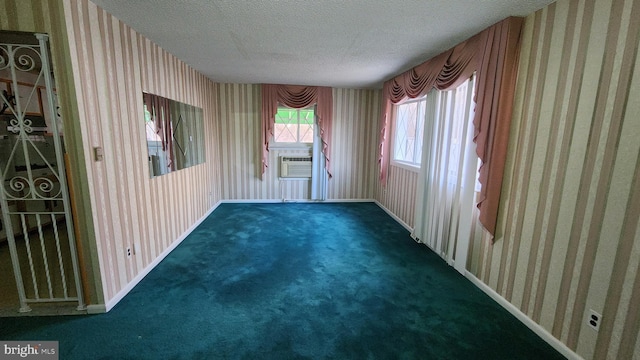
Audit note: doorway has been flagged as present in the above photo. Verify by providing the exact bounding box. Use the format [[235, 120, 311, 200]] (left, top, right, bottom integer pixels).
[[0, 31, 85, 315]]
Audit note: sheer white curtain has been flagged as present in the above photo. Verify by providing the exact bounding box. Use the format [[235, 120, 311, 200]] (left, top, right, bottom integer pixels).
[[412, 76, 479, 273], [311, 118, 328, 200]]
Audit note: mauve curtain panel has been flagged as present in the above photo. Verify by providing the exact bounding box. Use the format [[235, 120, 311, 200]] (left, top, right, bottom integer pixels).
[[378, 16, 524, 236]]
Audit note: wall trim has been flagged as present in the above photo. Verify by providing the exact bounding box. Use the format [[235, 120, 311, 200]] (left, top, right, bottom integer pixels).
[[99, 201, 222, 313], [465, 272, 582, 360], [221, 199, 285, 203], [220, 198, 377, 204], [86, 304, 106, 314], [374, 200, 413, 232]]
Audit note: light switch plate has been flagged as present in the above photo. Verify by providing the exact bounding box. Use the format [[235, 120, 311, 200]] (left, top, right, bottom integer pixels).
[[94, 146, 103, 161]]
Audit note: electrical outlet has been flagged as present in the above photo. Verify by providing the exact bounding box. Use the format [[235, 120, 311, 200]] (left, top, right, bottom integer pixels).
[[588, 309, 601, 331], [126, 247, 132, 257]]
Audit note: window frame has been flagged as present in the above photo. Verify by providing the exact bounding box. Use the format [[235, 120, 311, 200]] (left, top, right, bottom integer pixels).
[[270, 105, 315, 149], [390, 96, 427, 171]]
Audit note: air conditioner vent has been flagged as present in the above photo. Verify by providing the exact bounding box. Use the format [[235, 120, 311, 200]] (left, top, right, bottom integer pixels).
[[280, 156, 312, 178]]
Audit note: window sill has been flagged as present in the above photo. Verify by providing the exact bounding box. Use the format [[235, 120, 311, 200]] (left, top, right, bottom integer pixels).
[[278, 177, 311, 181], [270, 143, 313, 150]]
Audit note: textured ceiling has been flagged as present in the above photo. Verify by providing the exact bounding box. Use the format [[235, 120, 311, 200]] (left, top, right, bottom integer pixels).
[[91, 0, 553, 88]]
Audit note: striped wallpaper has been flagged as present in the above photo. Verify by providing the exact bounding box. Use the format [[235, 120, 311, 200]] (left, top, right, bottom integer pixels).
[[215, 84, 381, 201], [467, 0, 640, 358], [375, 165, 418, 229], [328, 88, 381, 199], [61, 0, 220, 305]]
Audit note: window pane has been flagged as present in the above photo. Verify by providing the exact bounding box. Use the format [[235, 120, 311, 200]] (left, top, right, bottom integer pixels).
[[273, 107, 314, 144], [299, 124, 314, 143], [274, 108, 298, 142], [299, 108, 314, 143], [393, 98, 426, 165]]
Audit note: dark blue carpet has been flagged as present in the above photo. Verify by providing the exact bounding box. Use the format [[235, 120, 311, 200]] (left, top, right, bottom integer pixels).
[[0, 202, 565, 359]]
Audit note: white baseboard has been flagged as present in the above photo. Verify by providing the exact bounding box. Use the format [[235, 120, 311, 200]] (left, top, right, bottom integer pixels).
[[465, 272, 582, 360], [324, 198, 376, 203], [99, 201, 221, 313], [86, 304, 106, 314], [221, 199, 284, 203], [373, 200, 413, 232], [220, 198, 377, 204]]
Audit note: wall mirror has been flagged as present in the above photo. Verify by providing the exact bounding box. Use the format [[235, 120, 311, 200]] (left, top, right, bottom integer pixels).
[[143, 92, 205, 178]]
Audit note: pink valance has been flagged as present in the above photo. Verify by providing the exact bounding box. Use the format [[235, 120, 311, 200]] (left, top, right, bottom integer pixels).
[[261, 84, 333, 178], [378, 16, 524, 236]]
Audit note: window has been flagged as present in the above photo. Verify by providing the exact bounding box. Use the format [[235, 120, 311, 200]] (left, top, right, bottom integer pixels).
[[392, 97, 426, 167], [273, 106, 314, 144]]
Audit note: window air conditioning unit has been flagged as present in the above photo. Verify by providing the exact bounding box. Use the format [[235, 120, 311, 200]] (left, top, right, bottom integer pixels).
[[280, 156, 312, 178]]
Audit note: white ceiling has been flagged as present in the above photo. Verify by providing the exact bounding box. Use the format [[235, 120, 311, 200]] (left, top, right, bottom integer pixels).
[[91, 0, 554, 89]]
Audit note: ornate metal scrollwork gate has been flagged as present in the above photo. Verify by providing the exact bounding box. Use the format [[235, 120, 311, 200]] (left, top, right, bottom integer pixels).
[[0, 33, 85, 312]]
